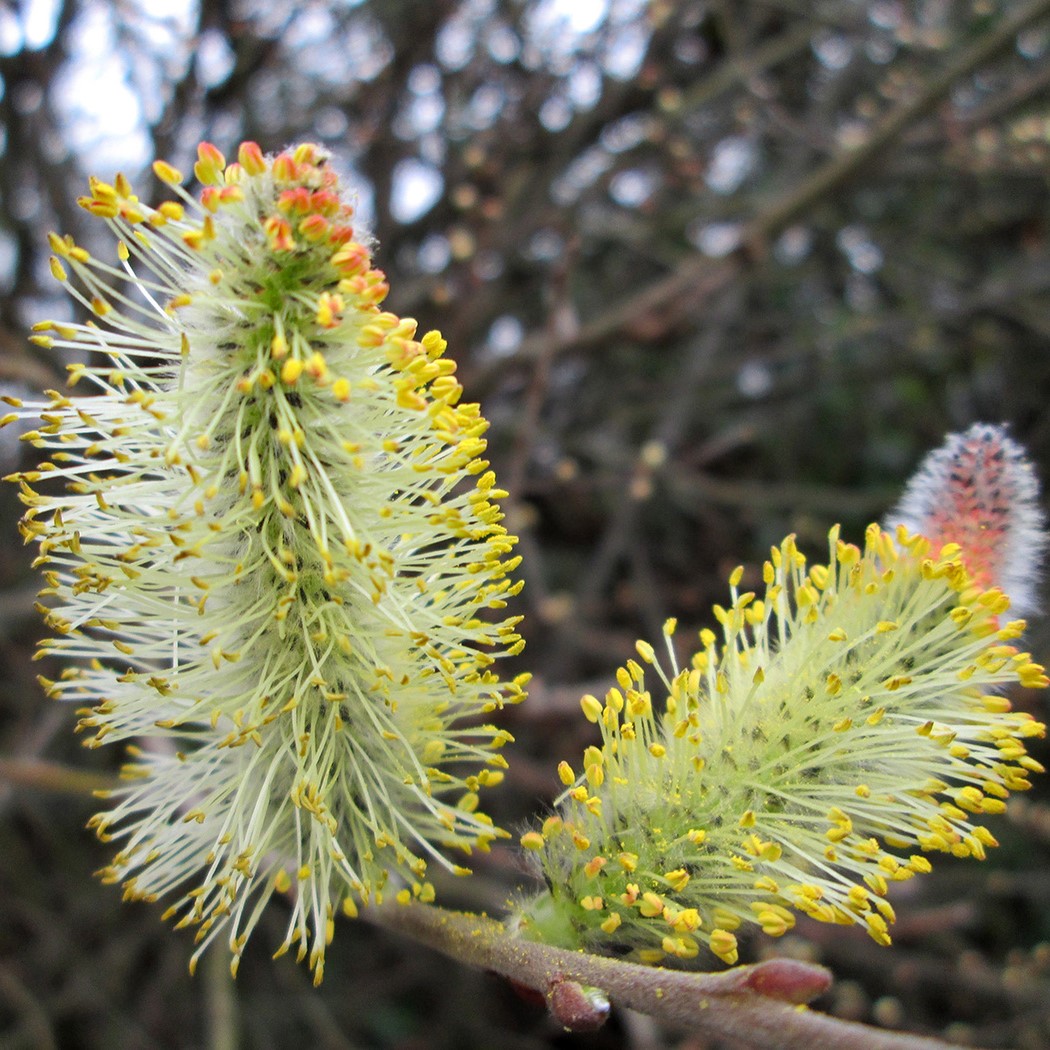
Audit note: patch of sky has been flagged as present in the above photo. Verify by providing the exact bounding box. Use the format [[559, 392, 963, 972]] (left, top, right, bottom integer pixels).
[[600, 19, 648, 79], [567, 61, 602, 110], [866, 36, 896, 64], [465, 83, 505, 130], [485, 20, 520, 63], [705, 136, 757, 195], [845, 272, 879, 312], [486, 314, 524, 357], [0, 228, 18, 292], [673, 34, 707, 65], [287, 8, 394, 85], [609, 167, 656, 208], [540, 94, 573, 132], [551, 146, 613, 206], [418, 131, 447, 167], [315, 106, 349, 139], [339, 164, 375, 232], [417, 233, 451, 275], [12, 80, 42, 115], [395, 90, 446, 139], [601, 112, 650, 153], [473, 249, 503, 281], [285, 4, 335, 48], [812, 31, 854, 71], [737, 360, 774, 399], [196, 28, 236, 90], [836, 225, 883, 274], [868, 1, 903, 30], [136, 0, 195, 21], [436, 0, 496, 71], [0, 8, 21, 56], [390, 157, 444, 224], [236, 0, 296, 39], [527, 0, 608, 40], [773, 226, 813, 266], [51, 4, 152, 173], [410, 64, 442, 95], [352, 20, 395, 81], [21, 0, 62, 50], [1017, 27, 1048, 59], [526, 228, 565, 262], [10, 181, 42, 222], [687, 219, 742, 258], [608, 0, 649, 23]]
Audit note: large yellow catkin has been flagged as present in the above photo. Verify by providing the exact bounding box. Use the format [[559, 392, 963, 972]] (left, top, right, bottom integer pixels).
[[9, 142, 528, 983]]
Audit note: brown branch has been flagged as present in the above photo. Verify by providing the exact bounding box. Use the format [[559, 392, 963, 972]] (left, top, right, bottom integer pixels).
[[0, 756, 117, 795], [374, 903, 978, 1050]]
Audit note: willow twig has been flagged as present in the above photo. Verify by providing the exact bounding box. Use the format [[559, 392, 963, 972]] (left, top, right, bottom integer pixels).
[[374, 903, 975, 1050], [0, 756, 117, 795]]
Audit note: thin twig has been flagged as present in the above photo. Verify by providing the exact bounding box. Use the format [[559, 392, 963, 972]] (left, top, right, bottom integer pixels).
[[204, 943, 240, 1050], [0, 756, 117, 795], [374, 903, 978, 1050]]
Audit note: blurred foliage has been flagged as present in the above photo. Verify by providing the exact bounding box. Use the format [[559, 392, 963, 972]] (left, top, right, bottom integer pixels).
[[1, 0, 1050, 1047]]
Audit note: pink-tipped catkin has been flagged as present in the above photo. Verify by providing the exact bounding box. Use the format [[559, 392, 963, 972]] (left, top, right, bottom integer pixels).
[[888, 423, 1046, 617]]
